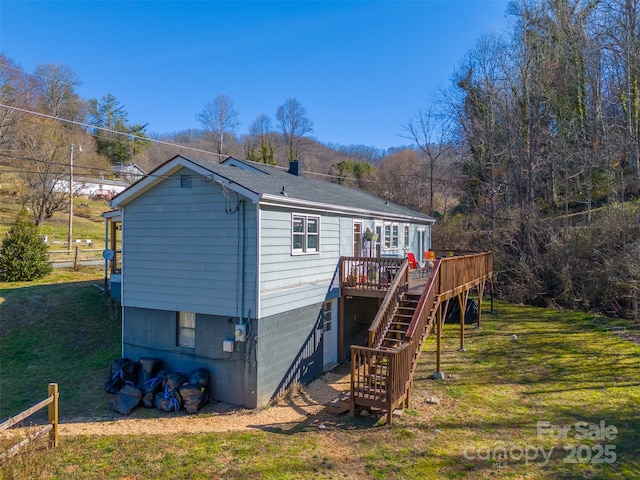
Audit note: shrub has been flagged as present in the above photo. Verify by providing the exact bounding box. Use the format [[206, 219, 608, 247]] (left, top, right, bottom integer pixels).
[[0, 210, 52, 282]]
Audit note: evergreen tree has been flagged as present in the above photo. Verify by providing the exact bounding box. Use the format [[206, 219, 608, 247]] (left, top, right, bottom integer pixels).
[[0, 210, 52, 282]]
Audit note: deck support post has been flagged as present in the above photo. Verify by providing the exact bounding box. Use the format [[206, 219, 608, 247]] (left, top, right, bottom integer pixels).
[[435, 299, 448, 376], [477, 282, 484, 327], [458, 291, 469, 351]]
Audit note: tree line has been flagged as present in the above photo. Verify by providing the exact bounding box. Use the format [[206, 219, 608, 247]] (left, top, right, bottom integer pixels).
[[431, 0, 640, 319], [0, 55, 332, 224]]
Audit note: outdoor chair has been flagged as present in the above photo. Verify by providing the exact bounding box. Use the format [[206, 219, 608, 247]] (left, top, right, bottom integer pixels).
[[407, 253, 420, 279]]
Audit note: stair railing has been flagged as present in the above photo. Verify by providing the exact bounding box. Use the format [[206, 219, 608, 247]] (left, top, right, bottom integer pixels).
[[366, 261, 409, 348], [350, 252, 494, 424], [405, 259, 441, 341]]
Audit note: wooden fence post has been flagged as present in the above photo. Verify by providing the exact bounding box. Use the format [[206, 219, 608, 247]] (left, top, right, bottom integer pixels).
[[48, 383, 58, 448], [73, 247, 79, 269]]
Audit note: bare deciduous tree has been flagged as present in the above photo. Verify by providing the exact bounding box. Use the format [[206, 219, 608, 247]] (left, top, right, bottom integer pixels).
[[0, 55, 34, 149], [245, 113, 275, 164], [34, 63, 82, 120], [15, 117, 71, 226], [403, 105, 454, 215], [196, 94, 240, 156], [275, 98, 313, 161]]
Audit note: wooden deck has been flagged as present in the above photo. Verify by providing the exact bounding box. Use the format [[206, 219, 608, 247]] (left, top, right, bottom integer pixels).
[[341, 252, 494, 424]]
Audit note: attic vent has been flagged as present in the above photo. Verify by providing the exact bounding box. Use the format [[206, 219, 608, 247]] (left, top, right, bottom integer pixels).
[[180, 175, 192, 188]]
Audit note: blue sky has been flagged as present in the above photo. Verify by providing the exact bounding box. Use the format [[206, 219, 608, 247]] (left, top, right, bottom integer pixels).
[[0, 1, 510, 151]]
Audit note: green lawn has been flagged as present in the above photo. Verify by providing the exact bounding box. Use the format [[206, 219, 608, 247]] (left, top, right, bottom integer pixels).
[[1, 271, 639, 479]]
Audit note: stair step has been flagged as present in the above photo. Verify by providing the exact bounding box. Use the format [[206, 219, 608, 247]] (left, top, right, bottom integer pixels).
[[326, 392, 351, 414], [399, 303, 418, 310]]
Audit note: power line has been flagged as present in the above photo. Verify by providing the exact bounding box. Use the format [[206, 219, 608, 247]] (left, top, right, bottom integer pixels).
[[1, 61, 391, 151], [0, 103, 227, 159], [0, 104, 405, 186], [0, 153, 178, 182]]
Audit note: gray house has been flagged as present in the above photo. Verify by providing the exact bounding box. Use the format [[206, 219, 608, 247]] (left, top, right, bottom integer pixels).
[[107, 155, 435, 408]]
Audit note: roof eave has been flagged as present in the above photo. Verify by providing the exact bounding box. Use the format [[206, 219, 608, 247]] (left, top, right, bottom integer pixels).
[[110, 156, 260, 207], [259, 194, 435, 224]]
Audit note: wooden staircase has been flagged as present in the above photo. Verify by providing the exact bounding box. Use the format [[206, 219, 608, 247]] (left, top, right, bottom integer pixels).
[[349, 252, 494, 424], [377, 294, 421, 350]]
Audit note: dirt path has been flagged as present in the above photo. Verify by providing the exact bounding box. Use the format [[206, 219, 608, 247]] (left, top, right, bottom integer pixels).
[[58, 370, 353, 437]]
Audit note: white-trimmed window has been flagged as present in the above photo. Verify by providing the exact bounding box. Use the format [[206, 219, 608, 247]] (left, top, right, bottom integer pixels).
[[384, 223, 399, 249], [404, 224, 410, 249], [353, 222, 363, 257], [177, 311, 196, 348], [292, 214, 320, 254]]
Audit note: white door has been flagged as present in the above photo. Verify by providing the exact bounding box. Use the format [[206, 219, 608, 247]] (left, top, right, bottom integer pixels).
[[323, 300, 338, 369], [353, 222, 363, 257]]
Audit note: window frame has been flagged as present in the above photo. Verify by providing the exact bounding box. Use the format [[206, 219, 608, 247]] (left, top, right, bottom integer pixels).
[[177, 311, 196, 349], [403, 224, 410, 249], [353, 221, 363, 257], [383, 222, 399, 250], [291, 213, 321, 255], [323, 300, 332, 332]]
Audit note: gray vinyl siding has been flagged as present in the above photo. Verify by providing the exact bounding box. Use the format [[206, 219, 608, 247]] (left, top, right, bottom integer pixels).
[[259, 208, 340, 318], [121, 169, 257, 318]]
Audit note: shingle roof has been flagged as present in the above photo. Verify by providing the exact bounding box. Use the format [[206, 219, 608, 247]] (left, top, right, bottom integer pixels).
[[181, 156, 434, 223]]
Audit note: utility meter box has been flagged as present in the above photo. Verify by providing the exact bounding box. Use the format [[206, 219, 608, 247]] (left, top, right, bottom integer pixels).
[[223, 339, 235, 352], [234, 323, 247, 342]]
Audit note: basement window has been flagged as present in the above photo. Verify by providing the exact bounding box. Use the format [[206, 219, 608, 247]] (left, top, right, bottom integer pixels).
[[177, 311, 196, 348]]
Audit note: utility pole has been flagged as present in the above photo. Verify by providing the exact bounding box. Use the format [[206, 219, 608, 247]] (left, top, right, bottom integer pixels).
[[67, 144, 74, 253]]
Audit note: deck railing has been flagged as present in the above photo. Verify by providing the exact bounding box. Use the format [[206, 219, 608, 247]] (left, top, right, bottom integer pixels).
[[341, 256, 404, 292], [349, 252, 493, 424], [437, 252, 493, 298]]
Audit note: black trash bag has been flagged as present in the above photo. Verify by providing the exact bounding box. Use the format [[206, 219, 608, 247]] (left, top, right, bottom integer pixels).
[[110, 383, 142, 415], [137, 357, 163, 386], [104, 358, 137, 394], [444, 299, 478, 325], [179, 383, 210, 414], [188, 368, 211, 388], [164, 372, 188, 392], [140, 376, 163, 408], [154, 385, 182, 412]]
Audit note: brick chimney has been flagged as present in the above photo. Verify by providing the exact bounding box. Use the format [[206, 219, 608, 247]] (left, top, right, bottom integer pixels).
[[288, 160, 303, 176]]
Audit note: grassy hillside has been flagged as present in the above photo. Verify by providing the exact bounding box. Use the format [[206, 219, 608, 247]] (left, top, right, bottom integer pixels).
[[1, 270, 639, 478], [0, 167, 108, 243]]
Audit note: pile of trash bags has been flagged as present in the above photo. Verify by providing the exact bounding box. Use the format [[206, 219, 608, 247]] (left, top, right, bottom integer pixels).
[[444, 298, 479, 325], [105, 357, 211, 416]]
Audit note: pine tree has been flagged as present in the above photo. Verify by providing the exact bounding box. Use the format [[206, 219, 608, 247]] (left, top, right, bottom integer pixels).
[[0, 210, 52, 281]]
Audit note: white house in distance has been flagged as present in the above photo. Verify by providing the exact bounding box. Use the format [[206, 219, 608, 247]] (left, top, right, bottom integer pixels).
[[55, 177, 129, 200], [106, 155, 435, 408]]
